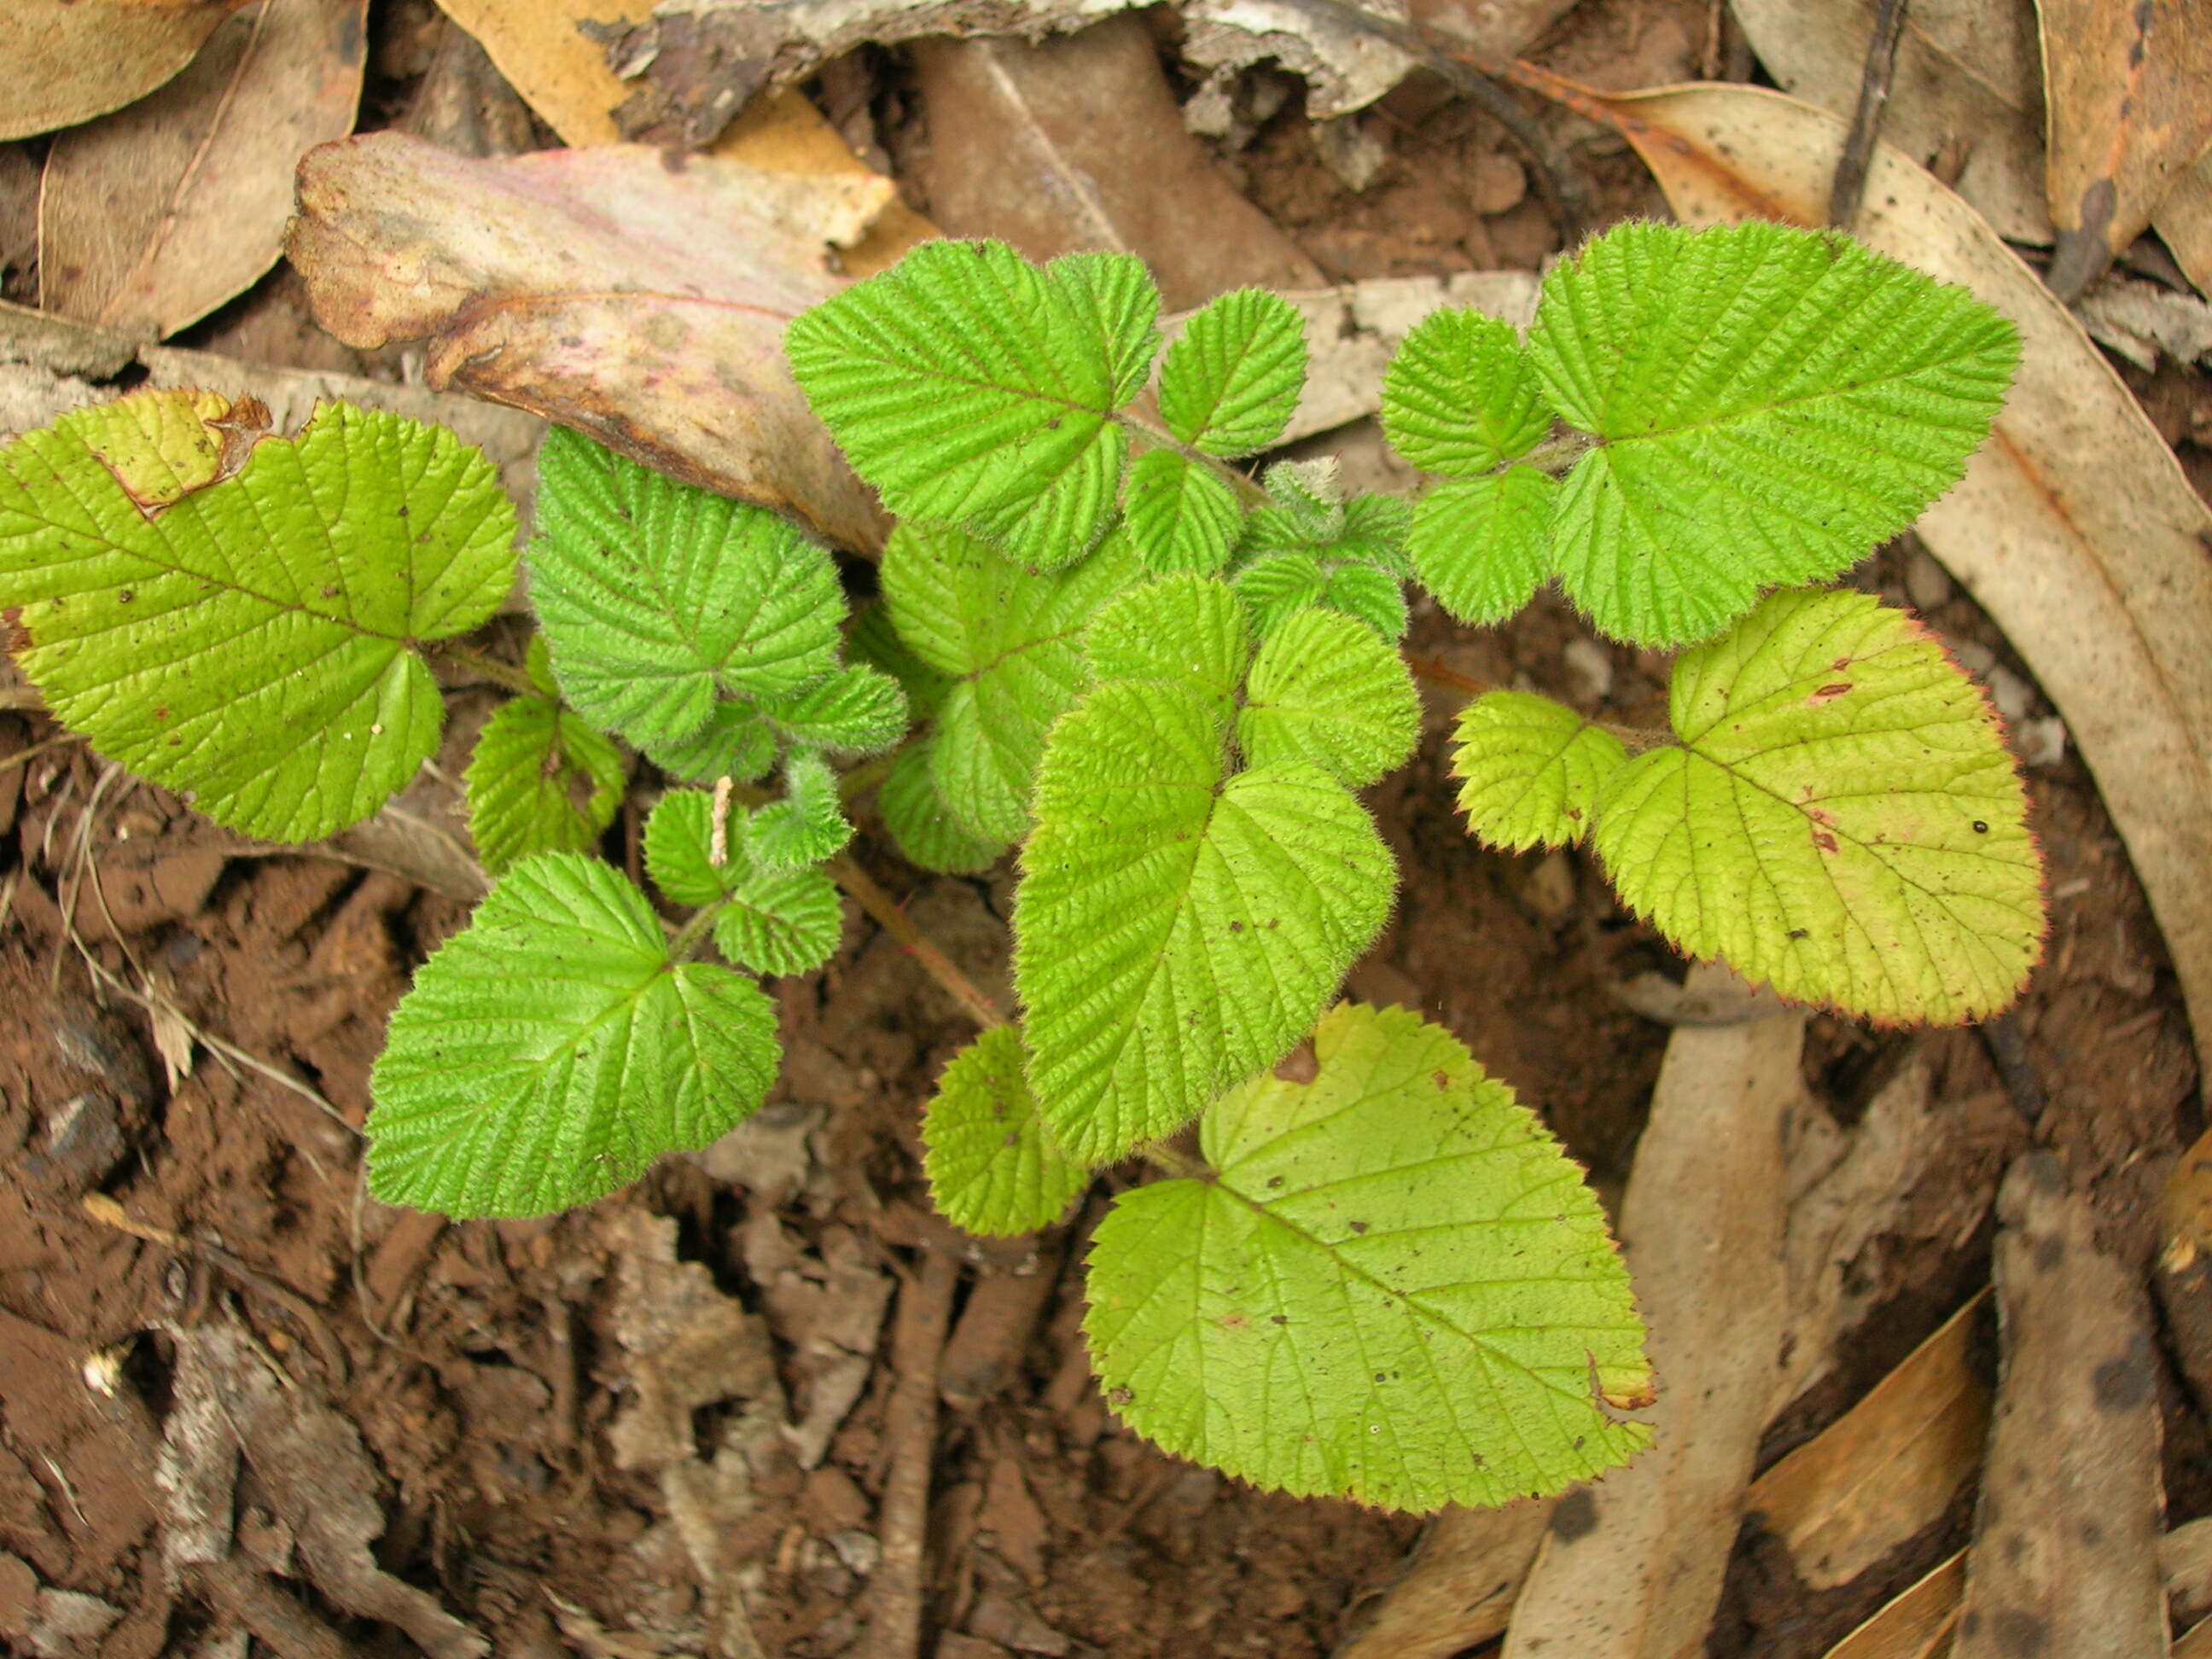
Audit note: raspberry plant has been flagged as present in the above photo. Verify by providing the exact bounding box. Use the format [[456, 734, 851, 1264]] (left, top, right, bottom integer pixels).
[[0, 220, 2044, 1513]]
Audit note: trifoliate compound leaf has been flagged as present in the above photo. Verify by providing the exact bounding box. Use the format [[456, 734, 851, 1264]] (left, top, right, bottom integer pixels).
[[642, 788, 847, 975], [643, 704, 778, 785], [1125, 450, 1242, 574], [1084, 573, 1253, 710], [1239, 608, 1420, 789], [1086, 1001, 1651, 1513], [748, 750, 853, 872], [1592, 589, 2044, 1022], [1233, 553, 1410, 643], [758, 662, 909, 754], [883, 522, 1137, 843], [0, 393, 514, 841], [1254, 457, 1345, 541], [367, 853, 780, 1217], [528, 428, 843, 749], [1238, 490, 1412, 578], [1158, 288, 1307, 457], [1410, 468, 1558, 626], [880, 742, 1008, 875], [786, 239, 1153, 568], [922, 1027, 1091, 1237], [466, 697, 626, 876], [1528, 220, 2019, 647], [1057, 251, 1161, 406], [1382, 307, 1553, 474], [1451, 691, 1627, 852], [847, 600, 953, 724], [1015, 680, 1394, 1163]]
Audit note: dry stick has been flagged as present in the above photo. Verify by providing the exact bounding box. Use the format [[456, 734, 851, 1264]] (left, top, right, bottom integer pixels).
[[1828, 0, 1911, 229], [827, 853, 1008, 1030], [864, 1248, 962, 1659]]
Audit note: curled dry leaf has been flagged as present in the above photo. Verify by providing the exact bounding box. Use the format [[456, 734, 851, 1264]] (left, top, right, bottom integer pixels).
[[288, 132, 888, 551], [0, 0, 247, 142], [2037, 0, 2212, 300], [39, 0, 370, 340], [1525, 74, 2212, 1102]]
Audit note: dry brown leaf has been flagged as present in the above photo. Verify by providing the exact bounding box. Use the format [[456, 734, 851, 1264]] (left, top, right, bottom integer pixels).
[[1727, 0, 2049, 242], [1748, 1291, 1991, 1591], [1822, 1552, 1965, 1659], [0, 0, 248, 143], [1503, 963, 1802, 1656], [1332, 1501, 1550, 1659], [1952, 1156, 2166, 1656], [2159, 153, 2212, 295], [2167, 1515, 2212, 1629], [38, 0, 368, 340], [1515, 73, 2212, 1104], [288, 132, 888, 550], [2037, 0, 2212, 300], [2181, 1616, 2212, 1659]]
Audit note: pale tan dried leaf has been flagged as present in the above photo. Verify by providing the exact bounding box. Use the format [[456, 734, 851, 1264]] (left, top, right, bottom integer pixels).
[[0, 0, 247, 143], [1531, 75, 2212, 1103], [2160, 1124, 2212, 1272], [2157, 153, 2212, 299], [2166, 1514, 2212, 1629], [1953, 1157, 2166, 1656], [1503, 964, 1801, 1656], [38, 0, 367, 339], [1748, 1291, 1990, 1591], [148, 996, 196, 1093], [2037, 0, 2212, 299], [1821, 1552, 1965, 1659], [1332, 1501, 1550, 1659], [288, 132, 888, 551], [2180, 1615, 2212, 1659]]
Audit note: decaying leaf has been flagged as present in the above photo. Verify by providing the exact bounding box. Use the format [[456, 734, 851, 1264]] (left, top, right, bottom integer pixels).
[[288, 132, 888, 551], [38, 0, 369, 340], [1502, 965, 1801, 1656], [0, 0, 247, 143], [2036, 0, 2212, 299], [1528, 74, 2212, 1103]]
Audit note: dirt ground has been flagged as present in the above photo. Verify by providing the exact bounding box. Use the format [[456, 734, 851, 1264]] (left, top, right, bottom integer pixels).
[[2, 4, 2209, 1658]]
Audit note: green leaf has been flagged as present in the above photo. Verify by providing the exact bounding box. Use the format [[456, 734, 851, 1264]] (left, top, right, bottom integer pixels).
[[1125, 450, 1242, 574], [1410, 468, 1557, 626], [0, 391, 515, 841], [643, 788, 845, 975], [1086, 1001, 1650, 1512], [1382, 307, 1553, 473], [528, 428, 843, 749], [786, 239, 1157, 568], [1592, 588, 2044, 1022], [1083, 573, 1253, 711], [882, 521, 1137, 842], [1239, 607, 1420, 789], [465, 697, 626, 876], [1249, 457, 1345, 543], [758, 662, 908, 754], [642, 704, 777, 785], [1527, 220, 2019, 646], [1233, 552, 1410, 643], [1239, 489, 1412, 575], [847, 600, 954, 724], [1451, 691, 1627, 852], [880, 742, 1008, 875], [1015, 675, 1394, 1163], [748, 751, 853, 871], [366, 853, 781, 1217], [921, 1027, 1091, 1237], [1158, 288, 1307, 457]]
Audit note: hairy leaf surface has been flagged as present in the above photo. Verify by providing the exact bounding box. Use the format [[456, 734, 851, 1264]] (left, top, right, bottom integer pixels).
[[1125, 450, 1242, 574], [1410, 468, 1557, 626], [1382, 308, 1553, 474], [1087, 1002, 1651, 1512], [643, 789, 843, 977], [0, 392, 514, 840], [466, 697, 626, 876], [757, 662, 908, 754], [1158, 288, 1307, 457], [1083, 573, 1252, 710], [1239, 607, 1420, 788], [1592, 589, 2044, 1021], [1451, 691, 1627, 851], [748, 751, 852, 872], [922, 1027, 1091, 1237], [1234, 553, 1409, 643], [880, 742, 1007, 875], [368, 854, 779, 1217]]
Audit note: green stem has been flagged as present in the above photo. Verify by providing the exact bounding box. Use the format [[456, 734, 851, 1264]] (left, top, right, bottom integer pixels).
[[835, 752, 897, 804], [1138, 1141, 1208, 1181], [432, 638, 538, 698], [667, 901, 725, 963], [1116, 410, 1272, 509]]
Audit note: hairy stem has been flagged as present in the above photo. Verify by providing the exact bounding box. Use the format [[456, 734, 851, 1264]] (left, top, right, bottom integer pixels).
[[430, 637, 538, 698], [829, 853, 1009, 1030], [667, 901, 724, 963], [1116, 410, 1272, 509]]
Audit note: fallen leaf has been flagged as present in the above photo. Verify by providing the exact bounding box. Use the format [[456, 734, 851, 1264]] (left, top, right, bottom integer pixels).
[[2160, 1123, 2212, 1272], [1748, 1290, 1991, 1590], [1503, 963, 1800, 1656], [2167, 1514, 2212, 1629], [1332, 1500, 1551, 1659], [910, 16, 1324, 309], [1727, 0, 2049, 242], [1820, 1552, 1965, 1659], [2182, 1616, 2212, 1659], [38, 0, 368, 339], [288, 132, 888, 550], [2037, 0, 2212, 300], [2075, 272, 2212, 367], [2158, 154, 2212, 295], [1953, 1157, 2167, 1655], [1522, 74, 2212, 1103], [0, 0, 247, 143]]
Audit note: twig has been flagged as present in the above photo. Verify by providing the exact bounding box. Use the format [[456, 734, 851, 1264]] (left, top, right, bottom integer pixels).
[[863, 1248, 961, 1659], [0, 731, 82, 775], [828, 854, 1008, 1030], [195, 1557, 368, 1659], [1828, 0, 1910, 229], [1404, 655, 1502, 699]]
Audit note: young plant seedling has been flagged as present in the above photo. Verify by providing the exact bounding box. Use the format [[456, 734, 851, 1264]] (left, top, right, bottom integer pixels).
[[0, 218, 2042, 1515]]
